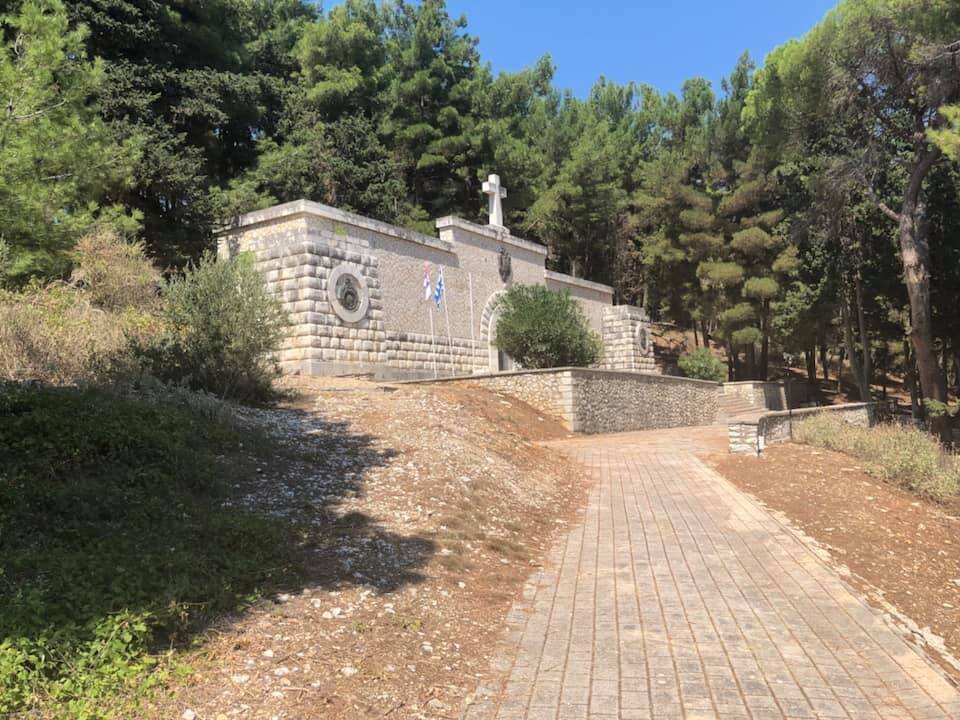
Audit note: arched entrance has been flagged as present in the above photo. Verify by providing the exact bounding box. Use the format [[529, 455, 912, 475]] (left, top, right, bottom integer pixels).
[[479, 291, 514, 372]]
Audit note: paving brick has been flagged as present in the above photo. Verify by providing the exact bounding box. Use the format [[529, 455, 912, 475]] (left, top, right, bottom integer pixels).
[[477, 428, 960, 719]]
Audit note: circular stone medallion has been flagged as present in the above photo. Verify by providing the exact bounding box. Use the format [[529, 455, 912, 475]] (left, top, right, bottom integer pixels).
[[327, 263, 369, 323]]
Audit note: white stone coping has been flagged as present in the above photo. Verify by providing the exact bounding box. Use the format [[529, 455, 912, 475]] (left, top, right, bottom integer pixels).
[[434, 215, 548, 256], [401, 366, 720, 388], [216, 199, 455, 253], [544, 270, 614, 296]]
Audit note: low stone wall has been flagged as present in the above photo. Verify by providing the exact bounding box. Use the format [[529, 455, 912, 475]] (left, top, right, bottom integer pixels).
[[412, 367, 717, 433], [728, 402, 876, 454], [569, 370, 718, 433], [760, 402, 875, 444]]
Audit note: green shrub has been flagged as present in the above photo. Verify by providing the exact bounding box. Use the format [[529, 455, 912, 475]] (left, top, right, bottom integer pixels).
[[678, 347, 726, 382], [140, 253, 287, 403], [0, 382, 305, 717], [795, 413, 960, 501], [493, 285, 601, 368]]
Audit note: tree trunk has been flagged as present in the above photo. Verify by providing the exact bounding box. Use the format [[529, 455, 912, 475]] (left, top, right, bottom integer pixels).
[[840, 288, 870, 401], [816, 322, 829, 381], [701, 319, 709, 348], [954, 350, 960, 395], [745, 343, 757, 381], [692, 323, 699, 348], [805, 348, 817, 388], [760, 299, 770, 380], [854, 272, 872, 399], [904, 338, 921, 418], [893, 147, 948, 438]]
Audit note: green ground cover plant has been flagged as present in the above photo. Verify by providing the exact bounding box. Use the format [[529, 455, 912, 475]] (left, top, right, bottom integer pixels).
[[795, 413, 960, 502], [0, 382, 307, 718]]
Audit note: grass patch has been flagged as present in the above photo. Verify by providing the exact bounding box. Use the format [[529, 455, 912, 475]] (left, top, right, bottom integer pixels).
[[794, 413, 960, 501], [0, 382, 308, 718]]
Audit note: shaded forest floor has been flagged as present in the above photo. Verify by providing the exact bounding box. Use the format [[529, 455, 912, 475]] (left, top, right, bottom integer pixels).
[[707, 443, 960, 684], [150, 377, 591, 720]]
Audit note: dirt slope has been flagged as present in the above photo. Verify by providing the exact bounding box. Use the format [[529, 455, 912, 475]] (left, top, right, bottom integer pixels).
[[152, 377, 589, 720]]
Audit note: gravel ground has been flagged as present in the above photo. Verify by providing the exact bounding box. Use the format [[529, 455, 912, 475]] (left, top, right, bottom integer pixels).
[[152, 377, 590, 720]]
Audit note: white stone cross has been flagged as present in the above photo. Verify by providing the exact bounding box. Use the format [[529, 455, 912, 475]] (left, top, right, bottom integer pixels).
[[482, 173, 507, 227]]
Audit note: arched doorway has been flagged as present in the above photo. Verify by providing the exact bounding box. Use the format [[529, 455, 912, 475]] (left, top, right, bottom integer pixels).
[[479, 291, 514, 372]]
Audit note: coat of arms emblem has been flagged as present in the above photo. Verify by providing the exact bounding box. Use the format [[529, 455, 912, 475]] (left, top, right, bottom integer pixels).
[[498, 246, 512, 283]]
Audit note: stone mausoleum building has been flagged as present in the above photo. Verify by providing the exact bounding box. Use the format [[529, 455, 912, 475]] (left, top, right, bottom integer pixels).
[[217, 174, 656, 380]]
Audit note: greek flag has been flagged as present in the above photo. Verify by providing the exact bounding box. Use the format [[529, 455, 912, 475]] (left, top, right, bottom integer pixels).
[[423, 263, 432, 301], [434, 267, 445, 307]]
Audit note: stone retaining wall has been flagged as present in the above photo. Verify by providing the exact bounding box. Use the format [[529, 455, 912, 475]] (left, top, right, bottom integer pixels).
[[414, 368, 717, 433], [728, 403, 876, 454], [569, 370, 718, 433]]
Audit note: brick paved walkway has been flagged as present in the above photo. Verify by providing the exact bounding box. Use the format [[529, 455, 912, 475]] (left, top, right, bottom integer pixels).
[[466, 428, 960, 720]]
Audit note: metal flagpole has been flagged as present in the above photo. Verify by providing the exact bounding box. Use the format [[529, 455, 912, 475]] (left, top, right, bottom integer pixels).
[[468, 272, 477, 370], [429, 304, 438, 378], [441, 271, 454, 376]]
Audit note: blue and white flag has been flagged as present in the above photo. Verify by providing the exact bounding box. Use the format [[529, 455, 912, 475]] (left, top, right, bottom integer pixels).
[[423, 262, 432, 301], [434, 267, 445, 307]]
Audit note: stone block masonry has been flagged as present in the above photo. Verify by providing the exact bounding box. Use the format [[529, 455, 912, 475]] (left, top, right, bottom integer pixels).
[[217, 198, 660, 380]]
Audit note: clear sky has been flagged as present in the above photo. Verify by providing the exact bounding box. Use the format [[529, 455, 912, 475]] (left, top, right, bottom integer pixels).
[[428, 1, 838, 98]]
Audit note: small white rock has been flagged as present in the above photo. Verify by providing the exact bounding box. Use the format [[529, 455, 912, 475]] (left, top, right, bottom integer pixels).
[[262, 648, 274, 658], [231, 674, 249, 684], [181, 710, 196, 720], [340, 665, 358, 677]]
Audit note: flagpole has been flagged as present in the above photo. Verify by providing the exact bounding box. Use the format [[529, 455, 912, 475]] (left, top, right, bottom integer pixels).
[[468, 272, 477, 372], [429, 304, 438, 379], [441, 271, 454, 376]]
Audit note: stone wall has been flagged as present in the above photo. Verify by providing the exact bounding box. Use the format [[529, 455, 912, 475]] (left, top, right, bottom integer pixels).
[[419, 368, 717, 433], [728, 403, 876, 454], [569, 370, 719, 433], [218, 200, 639, 379], [760, 403, 875, 444], [543, 270, 613, 335], [599, 305, 657, 373]]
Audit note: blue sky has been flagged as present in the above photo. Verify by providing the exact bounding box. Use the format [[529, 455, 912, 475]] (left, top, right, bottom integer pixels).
[[410, 1, 838, 98]]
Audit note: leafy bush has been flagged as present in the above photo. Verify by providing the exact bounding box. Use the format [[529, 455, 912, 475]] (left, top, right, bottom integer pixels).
[[678, 348, 726, 382], [140, 253, 287, 403], [70, 229, 160, 312], [493, 285, 601, 368], [0, 382, 305, 717], [795, 413, 960, 501]]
